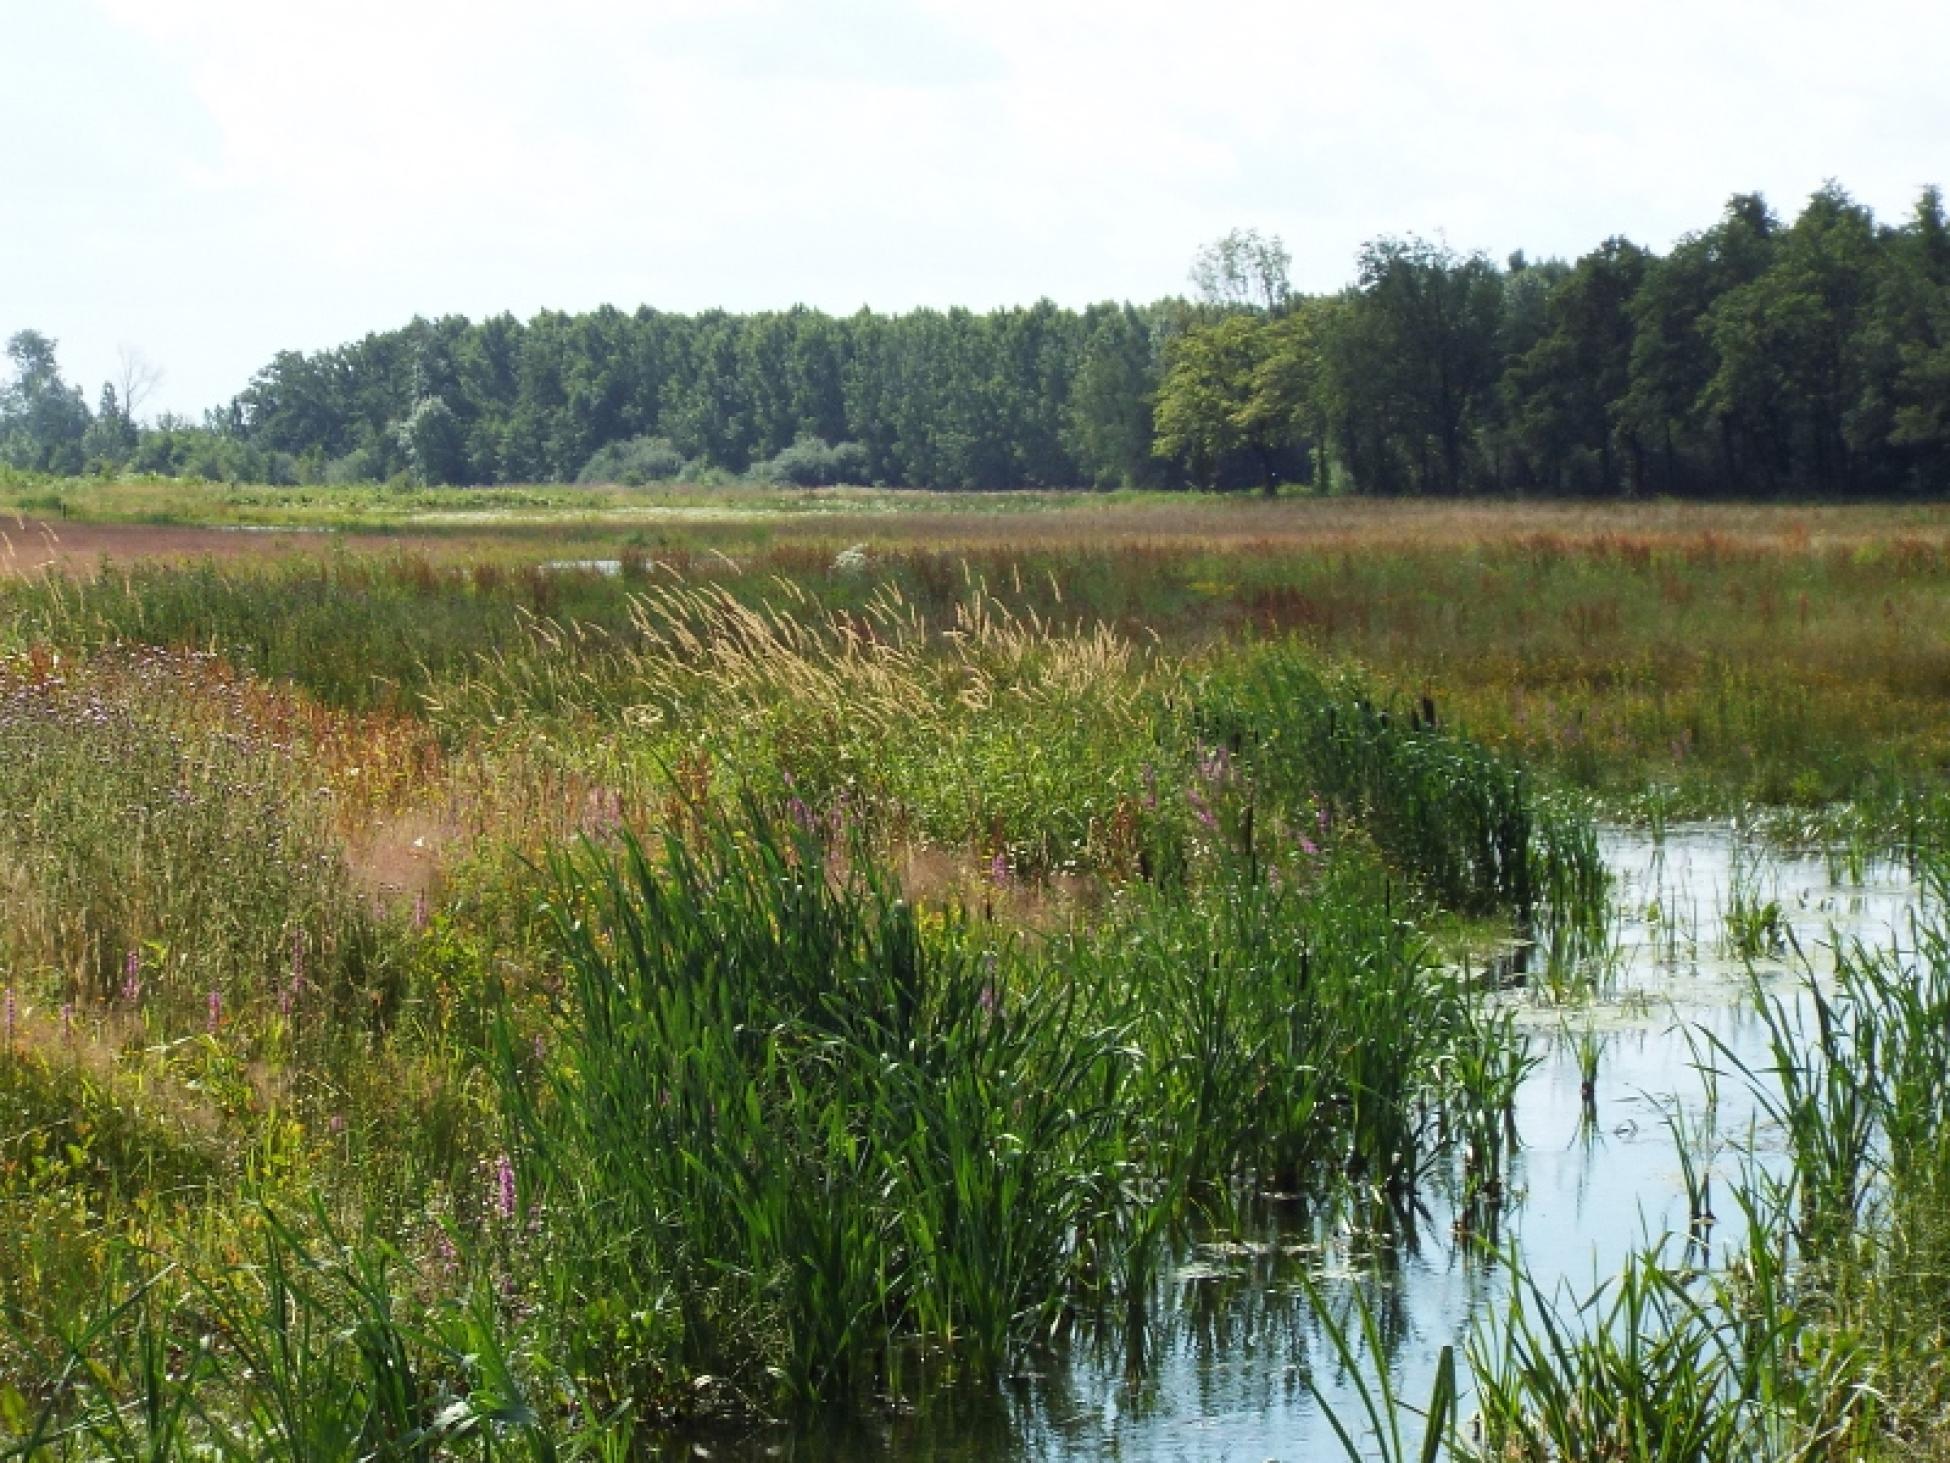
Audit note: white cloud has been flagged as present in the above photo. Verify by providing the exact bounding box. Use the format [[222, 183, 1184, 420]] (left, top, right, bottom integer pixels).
[[11, 0, 1949, 411]]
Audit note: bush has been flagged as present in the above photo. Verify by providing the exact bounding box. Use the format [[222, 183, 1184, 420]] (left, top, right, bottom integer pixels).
[[751, 436, 871, 487], [323, 447, 381, 485], [574, 435, 687, 486]]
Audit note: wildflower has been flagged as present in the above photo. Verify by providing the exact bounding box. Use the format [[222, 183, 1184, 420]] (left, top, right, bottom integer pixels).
[[282, 931, 306, 1016], [122, 949, 143, 1003], [493, 1153, 517, 1222], [60, 1002, 72, 1040], [4, 986, 13, 1048], [1187, 786, 1218, 833], [990, 848, 1010, 887], [329, 1112, 348, 1136], [1195, 743, 1234, 790], [207, 988, 222, 1034], [412, 889, 429, 932], [580, 786, 624, 838]]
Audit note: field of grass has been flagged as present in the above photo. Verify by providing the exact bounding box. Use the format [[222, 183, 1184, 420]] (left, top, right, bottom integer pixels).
[[2, 486, 1949, 1458]]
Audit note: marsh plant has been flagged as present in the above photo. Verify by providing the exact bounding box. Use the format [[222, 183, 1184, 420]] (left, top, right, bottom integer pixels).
[[493, 802, 1515, 1416]]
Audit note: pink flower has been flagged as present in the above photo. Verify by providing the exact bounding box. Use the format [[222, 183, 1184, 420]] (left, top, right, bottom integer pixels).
[[122, 949, 143, 1003], [207, 989, 222, 1034], [493, 1154, 517, 1222]]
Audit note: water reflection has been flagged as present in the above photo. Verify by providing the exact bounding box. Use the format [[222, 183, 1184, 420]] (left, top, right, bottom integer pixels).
[[645, 826, 1929, 1460]]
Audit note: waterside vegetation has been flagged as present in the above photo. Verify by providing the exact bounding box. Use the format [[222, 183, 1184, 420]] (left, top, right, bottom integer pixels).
[[0, 497, 1948, 1457]]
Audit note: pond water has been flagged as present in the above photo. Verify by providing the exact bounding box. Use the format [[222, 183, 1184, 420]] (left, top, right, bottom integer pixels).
[[541, 558, 625, 576], [654, 827, 1929, 1461]]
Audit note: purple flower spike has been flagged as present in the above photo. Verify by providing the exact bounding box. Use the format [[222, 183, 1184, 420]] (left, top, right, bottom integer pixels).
[[494, 1153, 517, 1222]]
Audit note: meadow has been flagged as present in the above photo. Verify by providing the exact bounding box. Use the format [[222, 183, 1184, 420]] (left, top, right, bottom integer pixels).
[[2, 486, 1950, 1459]]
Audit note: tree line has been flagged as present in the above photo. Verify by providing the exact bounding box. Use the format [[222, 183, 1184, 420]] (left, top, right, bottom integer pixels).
[[6, 181, 1948, 496]]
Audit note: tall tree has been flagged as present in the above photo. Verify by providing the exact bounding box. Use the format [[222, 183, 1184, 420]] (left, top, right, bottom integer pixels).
[[1706, 184, 1877, 494], [1189, 228, 1293, 312], [1, 330, 91, 474], [1505, 238, 1648, 494], [1066, 304, 1164, 488], [1153, 314, 1304, 492], [1348, 237, 1504, 494]]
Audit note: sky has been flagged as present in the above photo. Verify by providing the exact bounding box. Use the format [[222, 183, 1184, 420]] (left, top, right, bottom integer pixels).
[[3, 0, 1947, 418]]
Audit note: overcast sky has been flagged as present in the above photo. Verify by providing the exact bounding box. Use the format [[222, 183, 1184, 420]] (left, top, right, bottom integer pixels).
[[4, 0, 1947, 417]]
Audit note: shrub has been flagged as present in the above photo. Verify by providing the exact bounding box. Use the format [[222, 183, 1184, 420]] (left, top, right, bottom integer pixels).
[[574, 435, 687, 486], [751, 436, 871, 487]]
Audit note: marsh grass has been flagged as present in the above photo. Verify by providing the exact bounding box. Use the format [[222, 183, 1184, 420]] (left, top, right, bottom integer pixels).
[[1306, 855, 1950, 1461], [493, 799, 1519, 1417], [5, 501, 1950, 1455]]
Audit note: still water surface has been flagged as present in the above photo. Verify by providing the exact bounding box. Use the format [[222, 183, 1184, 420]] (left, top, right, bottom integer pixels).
[[657, 827, 1927, 1461]]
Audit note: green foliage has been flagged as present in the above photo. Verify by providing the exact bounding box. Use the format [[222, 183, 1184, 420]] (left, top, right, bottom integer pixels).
[[573, 433, 687, 486], [1193, 643, 1607, 926], [0, 650, 397, 1021], [504, 808, 1133, 1407], [17, 179, 1950, 495], [1153, 314, 1302, 491], [748, 434, 870, 487], [1, 332, 90, 476]]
